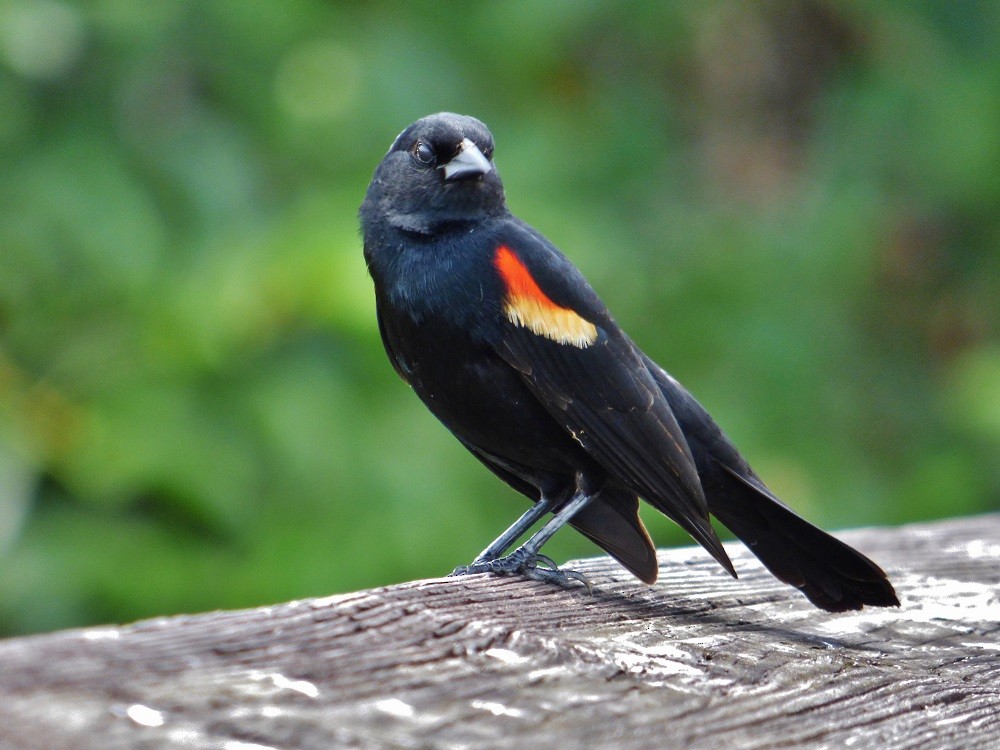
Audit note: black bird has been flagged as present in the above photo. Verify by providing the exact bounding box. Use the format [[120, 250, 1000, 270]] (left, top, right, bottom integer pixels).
[[360, 112, 899, 612]]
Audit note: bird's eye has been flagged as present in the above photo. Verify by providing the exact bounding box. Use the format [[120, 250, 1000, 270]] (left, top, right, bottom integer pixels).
[[413, 141, 435, 165], [482, 145, 494, 160]]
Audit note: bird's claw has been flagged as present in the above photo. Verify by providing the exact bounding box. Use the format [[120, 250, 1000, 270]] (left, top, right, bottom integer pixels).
[[450, 548, 591, 590]]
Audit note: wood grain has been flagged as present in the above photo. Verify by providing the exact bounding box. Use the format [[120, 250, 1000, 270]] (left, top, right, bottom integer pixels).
[[1, 514, 998, 749]]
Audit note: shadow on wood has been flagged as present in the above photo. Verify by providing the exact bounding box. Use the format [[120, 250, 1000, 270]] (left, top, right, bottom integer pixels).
[[1, 514, 998, 749]]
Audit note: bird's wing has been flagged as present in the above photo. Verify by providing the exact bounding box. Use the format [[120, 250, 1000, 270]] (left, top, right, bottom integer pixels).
[[486, 230, 733, 575]]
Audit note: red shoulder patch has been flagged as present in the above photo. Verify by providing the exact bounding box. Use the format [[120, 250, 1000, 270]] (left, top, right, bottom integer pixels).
[[494, 246, 597, 348]]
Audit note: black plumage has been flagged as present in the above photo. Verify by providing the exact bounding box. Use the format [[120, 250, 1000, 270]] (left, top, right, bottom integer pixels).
[[360, 112, 898, 611]]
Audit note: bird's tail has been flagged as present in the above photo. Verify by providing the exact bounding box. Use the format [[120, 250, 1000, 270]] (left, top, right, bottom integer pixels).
[[709, 462, 900, 612], [570, 488, 659, 584]]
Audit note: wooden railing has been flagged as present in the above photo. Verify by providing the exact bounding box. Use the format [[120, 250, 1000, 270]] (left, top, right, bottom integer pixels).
[[1, 514, 998, 749]]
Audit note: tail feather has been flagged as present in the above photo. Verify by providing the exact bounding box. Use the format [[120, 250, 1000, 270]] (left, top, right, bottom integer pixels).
[[710, 462, 899, 612], [644, 353, 898, 611], [571, 489, 659, 584]]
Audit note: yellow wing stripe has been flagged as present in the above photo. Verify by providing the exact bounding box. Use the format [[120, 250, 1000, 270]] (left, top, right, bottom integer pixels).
[[494, 246, 598, 348]]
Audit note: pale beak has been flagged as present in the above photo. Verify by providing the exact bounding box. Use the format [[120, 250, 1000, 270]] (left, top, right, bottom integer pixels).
[[441, 138, 492, 181]]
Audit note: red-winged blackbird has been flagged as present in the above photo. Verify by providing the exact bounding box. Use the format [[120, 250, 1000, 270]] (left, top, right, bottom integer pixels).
[[360, 113, 898, 612]]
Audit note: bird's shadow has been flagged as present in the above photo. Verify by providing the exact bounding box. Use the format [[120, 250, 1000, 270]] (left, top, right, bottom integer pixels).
[[552, 571, 890, 655]]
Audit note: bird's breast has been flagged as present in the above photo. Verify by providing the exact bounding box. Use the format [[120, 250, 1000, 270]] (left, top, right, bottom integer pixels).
[[377, 299, 584, 475]]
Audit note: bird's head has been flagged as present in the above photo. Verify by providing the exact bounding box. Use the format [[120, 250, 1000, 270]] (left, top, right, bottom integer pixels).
[[361, 112, 507, 235]]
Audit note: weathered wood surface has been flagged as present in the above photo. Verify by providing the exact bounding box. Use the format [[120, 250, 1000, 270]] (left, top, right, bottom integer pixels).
[[0, 514, 998, 750]]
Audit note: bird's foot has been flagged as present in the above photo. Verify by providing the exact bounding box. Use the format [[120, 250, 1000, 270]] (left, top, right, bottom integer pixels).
[[451, 548, 591, 590]]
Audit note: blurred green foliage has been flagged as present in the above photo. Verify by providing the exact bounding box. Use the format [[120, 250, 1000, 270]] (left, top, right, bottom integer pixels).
[[0, 0, 998, 635]]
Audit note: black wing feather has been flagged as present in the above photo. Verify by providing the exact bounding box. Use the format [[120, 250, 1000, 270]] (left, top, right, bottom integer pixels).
[[491, 228, 734, 575]]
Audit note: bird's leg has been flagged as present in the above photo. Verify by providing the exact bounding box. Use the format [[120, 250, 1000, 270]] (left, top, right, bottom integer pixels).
[[453, 489, 597, 588], [451, 495, 557, 575]]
